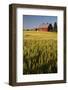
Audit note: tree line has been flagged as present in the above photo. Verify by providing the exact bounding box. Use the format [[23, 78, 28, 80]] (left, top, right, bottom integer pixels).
[[48, 22, 57, 32]]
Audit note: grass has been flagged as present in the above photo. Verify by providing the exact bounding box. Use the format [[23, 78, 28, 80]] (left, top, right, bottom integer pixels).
[[23, 31, 57, 74]]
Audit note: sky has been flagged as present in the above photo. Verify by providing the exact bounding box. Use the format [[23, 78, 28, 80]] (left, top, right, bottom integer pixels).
[[23, 15, 57, 29]]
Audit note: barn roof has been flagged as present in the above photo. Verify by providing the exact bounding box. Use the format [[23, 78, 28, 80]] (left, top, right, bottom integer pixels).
[[38, 23, 48, 28]]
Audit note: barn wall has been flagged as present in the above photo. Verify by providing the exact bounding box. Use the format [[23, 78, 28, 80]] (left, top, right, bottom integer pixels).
[[38, 28, 48, 31]]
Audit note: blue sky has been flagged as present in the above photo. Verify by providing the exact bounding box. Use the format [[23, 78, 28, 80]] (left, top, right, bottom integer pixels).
[[23, 15, 57, 29]]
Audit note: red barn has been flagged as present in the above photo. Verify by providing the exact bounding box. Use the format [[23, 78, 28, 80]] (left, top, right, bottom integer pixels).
[[37, 23, 48, 32]]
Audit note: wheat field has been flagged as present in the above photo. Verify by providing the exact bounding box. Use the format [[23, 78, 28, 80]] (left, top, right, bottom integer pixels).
[[23, 31, 57, 74]]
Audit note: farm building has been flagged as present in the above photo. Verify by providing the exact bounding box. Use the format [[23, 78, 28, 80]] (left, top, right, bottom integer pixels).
[[36, 23, 49, 32]]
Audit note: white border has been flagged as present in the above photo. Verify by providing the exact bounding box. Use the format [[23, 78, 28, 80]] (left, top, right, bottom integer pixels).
[[16, 8, 64, 82]]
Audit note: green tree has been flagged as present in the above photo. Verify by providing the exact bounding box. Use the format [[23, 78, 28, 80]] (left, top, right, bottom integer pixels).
[[54, 22, 57, 32], [48, 24, 53, 32]]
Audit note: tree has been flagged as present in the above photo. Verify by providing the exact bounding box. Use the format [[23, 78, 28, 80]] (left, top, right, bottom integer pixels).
[[27, 29, 29, 31], [48, 24, 53, 32], [54, 22, 57, 32], [35, 28, 38, 31]]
